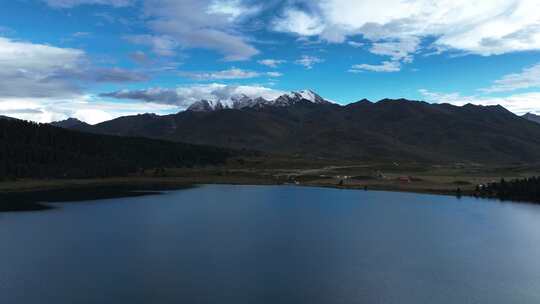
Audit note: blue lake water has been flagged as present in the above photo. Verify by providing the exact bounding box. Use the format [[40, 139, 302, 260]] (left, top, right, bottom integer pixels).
[[2, 184, 540, 304]]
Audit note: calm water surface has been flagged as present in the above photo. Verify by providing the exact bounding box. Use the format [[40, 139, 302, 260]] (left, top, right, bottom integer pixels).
[[2, 185, 540, 304]]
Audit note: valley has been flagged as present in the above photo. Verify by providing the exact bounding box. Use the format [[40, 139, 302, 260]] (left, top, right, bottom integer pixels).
[[3, 90, 540, 210]]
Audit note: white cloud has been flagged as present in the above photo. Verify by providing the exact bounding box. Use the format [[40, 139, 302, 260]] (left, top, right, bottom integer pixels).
[[207, 0, 261, 21], [100, 83, 286, 107], [72, 109, 114, 124], [258, 59, 286, 68], [273, 9, 325, 36], [266, 71, 283, 77], [0, 36, 84, 98], [274, 0, 540, 64], [419, 89, 540, 115], [51, 0, 260, 60], [0, 94, 178, 124], [370, 37, 420, 63], [0, 36, 146, 98], [43, 0, 540, 64], [125, 35, 178, 57], [348, 41, 364, 48], [0, 37, 84, 74], [481, 62, 540, 93], [294, 55, 323, 69], [44, 0, 134, 8], [141, 0, 260, 61], [349, 61, 401, 73]]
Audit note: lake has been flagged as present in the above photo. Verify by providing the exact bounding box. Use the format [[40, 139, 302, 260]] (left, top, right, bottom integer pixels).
[[2, 184, 540, 304]]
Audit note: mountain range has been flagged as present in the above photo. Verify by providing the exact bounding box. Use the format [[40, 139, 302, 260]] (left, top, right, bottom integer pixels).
[[187, 90, 331, 111], [50, 90, 540, 164]]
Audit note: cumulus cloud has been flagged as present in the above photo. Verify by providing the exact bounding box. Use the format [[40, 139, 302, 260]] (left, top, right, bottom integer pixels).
[[0, 36, 85, 98], [100, 83, 286, 107], [419, 89, 540, 115], [139, 0, 260, 61], [273, 8, 325, 36], [274, 0, 540, 66], [349, 61, 401, 73], [44, 0, 134, 8], [295, 55, 324, 69], [481, 62, 540, 93], [0, 37, 146, 98], [258, 59, 286, 68]]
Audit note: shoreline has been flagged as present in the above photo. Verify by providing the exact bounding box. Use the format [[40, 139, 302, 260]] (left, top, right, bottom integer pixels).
[[2, 160, 539, 212], [0, 183, 192, 212], [0, 176, 479, 212]]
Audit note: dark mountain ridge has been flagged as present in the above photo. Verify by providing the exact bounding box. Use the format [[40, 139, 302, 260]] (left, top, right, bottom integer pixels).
[[51, 117, 90, 128], [523, 112, 540, 124], [52, 96, 540, 164], [50, 118, 97, 133], [0, 115, 18, 121]]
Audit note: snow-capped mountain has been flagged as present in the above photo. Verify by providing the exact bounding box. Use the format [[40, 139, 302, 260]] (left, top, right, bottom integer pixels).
[[187, 90, 332, 112]]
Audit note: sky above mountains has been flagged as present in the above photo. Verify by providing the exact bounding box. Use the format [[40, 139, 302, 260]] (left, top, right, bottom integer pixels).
[[1, 0, 540, 123]]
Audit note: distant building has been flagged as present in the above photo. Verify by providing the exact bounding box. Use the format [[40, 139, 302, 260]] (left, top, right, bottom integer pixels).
[[397, 176, 411, 183]]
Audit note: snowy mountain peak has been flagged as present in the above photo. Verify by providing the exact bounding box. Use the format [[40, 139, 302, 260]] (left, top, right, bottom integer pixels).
[[286, 89, 328, 104], [187, 90, 331, 112]]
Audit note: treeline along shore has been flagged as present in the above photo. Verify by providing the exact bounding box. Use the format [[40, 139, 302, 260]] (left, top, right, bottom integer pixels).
[[475, 177, 540, 203]]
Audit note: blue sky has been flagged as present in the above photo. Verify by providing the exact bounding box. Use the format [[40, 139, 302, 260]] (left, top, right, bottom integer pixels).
[[1, 0, 539, 123]]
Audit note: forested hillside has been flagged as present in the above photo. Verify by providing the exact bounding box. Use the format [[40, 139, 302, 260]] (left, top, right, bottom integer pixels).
[[0, 118, 233, 179]]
